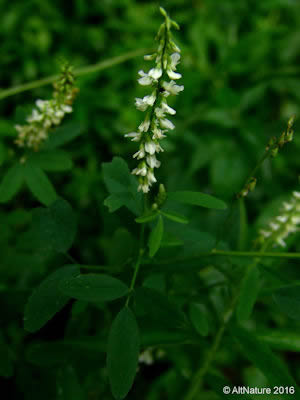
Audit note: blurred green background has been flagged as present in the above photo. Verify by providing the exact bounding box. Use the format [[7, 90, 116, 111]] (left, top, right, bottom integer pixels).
[[1, 0, 300, 398]]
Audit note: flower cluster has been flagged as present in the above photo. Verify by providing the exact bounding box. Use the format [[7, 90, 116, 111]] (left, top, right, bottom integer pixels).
[[125, 7, 184, 194], [258, 191, 300, 247], [15, 63, 78, 151]]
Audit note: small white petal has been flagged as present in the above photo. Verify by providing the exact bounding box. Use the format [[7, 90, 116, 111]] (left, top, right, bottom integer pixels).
[[161, 100, 176, 115], [133, 148, 145, 159], [138, 120, 150, 132], [293, 191, 300, 199], [167, 69, 182, 80], [162, 80, 184, 95], [145, 141, 157, 155], [146, 155, 161, 169], [170, 52, 181, 69], [148, 68, 162, 80], [160, 118, 175, 130]]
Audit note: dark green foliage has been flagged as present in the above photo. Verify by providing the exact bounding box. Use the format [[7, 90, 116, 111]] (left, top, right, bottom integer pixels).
[[273, 285, 300, 321], [103, 157, 143, 215], [232, 325, 300, 399], [24, 265, 80, 332], [59, 274, 129, 302], [29, 198, 77, 253], [0, 163, 24, 203], [148, 215, 164, 257], [24, 162, 57, 206], [107, 307, 140, 400], [1, 1, 300, 399]]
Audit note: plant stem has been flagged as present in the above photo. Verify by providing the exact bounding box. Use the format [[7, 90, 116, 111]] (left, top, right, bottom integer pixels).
[[184, 292, 238, 400], [0, 48, 151, 100], [153, 249, 300, 266], [184, 241, 270, 399], [125, 198, 146, 306]]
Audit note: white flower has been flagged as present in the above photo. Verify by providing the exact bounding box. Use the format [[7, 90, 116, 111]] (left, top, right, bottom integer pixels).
[[160, 118, 175, 130], [138, 120, 150, 132], [138, 183, 150, 193], [148, 68, 163, 80], [135, 93, 156, 111], [283, 202, 293, 211], [145, 141, 157, 155], [170, 53, 181, 69], [161, 100, 176, 115], [152, 125, 166, 140], [132, 164, 147, 176], [276, 215, 288, 223], [270, 223, 280, 231], [146, 154, 161, 168], [27, 110, 43, 123], [276, 238, 286, 247], [135, 98, 148, 112], [162, 80, 184, 96], [155, 107, 165, 119], [55, 110, 64, 118], [167, 69, 182, 80], [260, 230, 271, 238], [147, 169, 157, 184], [124, 132, 141, 142], [293, 191, 300, 199], [138, 70, 153, 86], [133, 147, 145, 159], [62, 105, 72, 113], [36, 99, 46, 110]]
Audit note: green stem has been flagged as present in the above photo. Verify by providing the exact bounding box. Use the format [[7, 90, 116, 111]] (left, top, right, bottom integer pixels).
[[238, 197, 247, 250], [184, 293, 238, 400], [125, 212, 146, 307], [0, 48, 151, 100], [153, 249, 300, 266]]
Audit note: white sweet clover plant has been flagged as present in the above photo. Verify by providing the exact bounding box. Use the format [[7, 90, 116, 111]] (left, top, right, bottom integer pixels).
[[258, 191, 300, 247], [125, 7, 184, 194], [15, 62, 78, 151]]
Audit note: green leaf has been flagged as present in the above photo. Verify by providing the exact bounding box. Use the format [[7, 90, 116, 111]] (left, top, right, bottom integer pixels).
[[24, 162, 57, 206], [232, 325, 299, 397], [59, 274, 129, 302], [29, 149, 73, 171], [104, 194, 124, 213], [161, 210, 189, 224], [273, 285, 300, 321], [24, 265, 80, 332], [148, 215, 164, 257], [168, 191, 227, 210], [0, 163, 24, 203], [107, 307, 139, 400], [57, 365, 85, 400], [236, 265, 261, 323], [102, 157, 142, 215], [44, 123, 83, 149], [258, 330, 300, 352], [30, 198, 77, 253], [189, 303, 209, 336], [135, 210, 158, 223]]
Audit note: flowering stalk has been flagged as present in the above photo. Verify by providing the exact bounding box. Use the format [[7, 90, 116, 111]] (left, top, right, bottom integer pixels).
[[258, 191, 300, 247], [15, 62, 78, 151], [125, 7, 184, 194]]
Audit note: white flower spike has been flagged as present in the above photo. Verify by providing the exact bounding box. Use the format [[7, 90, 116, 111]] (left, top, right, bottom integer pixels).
[[258, 190, 300, 248], [125, 8, 184, 193], [14, 63, 78, 151]]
